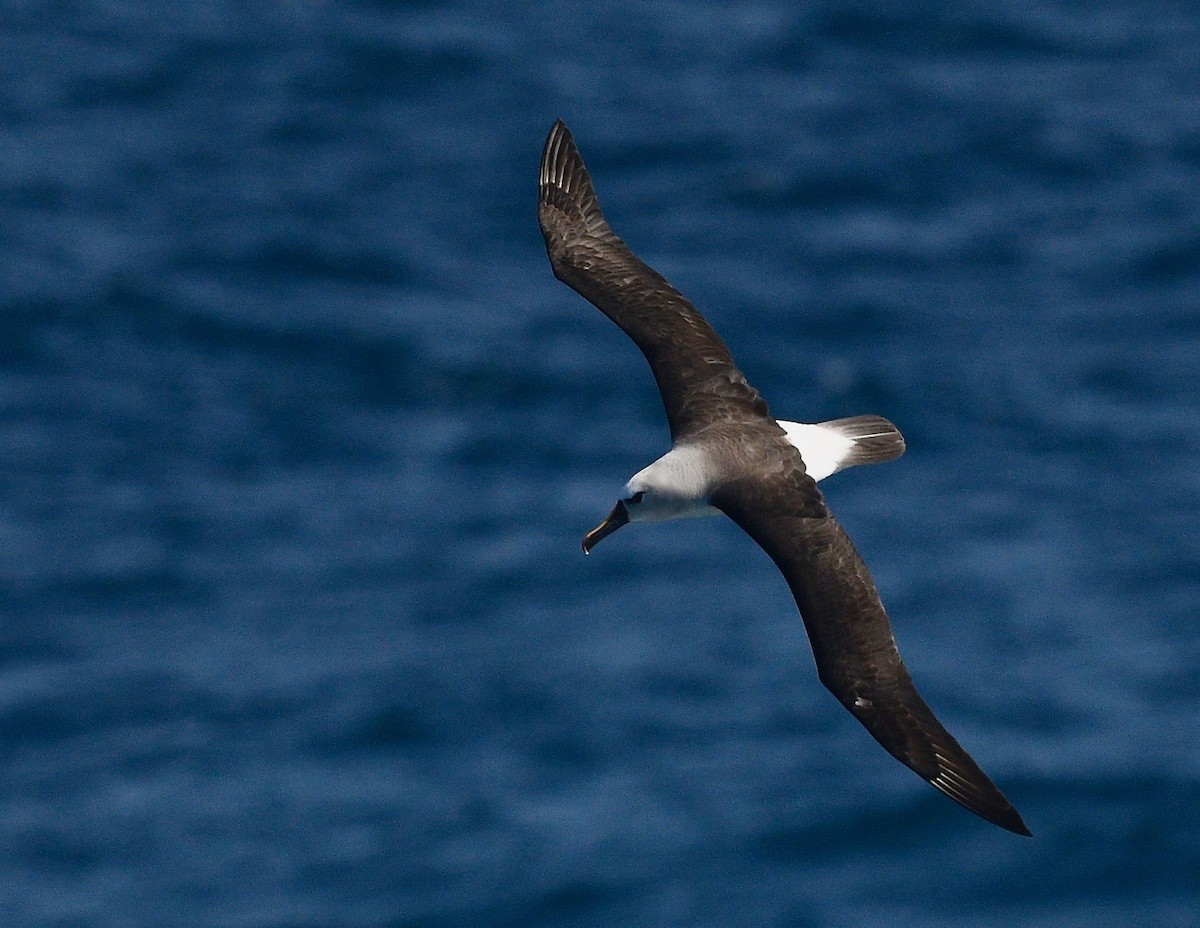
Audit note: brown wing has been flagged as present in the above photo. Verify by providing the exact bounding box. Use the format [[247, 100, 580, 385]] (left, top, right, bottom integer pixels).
[[538, 120, 769, 440], [713, 444, 1031, 836]]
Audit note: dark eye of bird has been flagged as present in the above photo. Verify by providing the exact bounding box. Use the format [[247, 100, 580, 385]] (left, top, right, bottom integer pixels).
[[628, 491, 645, 504]]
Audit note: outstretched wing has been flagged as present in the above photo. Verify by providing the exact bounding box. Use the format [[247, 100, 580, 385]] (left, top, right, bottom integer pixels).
[[713, 447, 1031, 836], [538, 120, 769, 440]]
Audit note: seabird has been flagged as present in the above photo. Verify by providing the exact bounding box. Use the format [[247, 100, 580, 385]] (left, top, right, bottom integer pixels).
[[538, 120, 1030, 837]]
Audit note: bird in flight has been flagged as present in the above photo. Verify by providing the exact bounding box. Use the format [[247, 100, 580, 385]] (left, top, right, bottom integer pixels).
[[538, 120, 1029, 836]]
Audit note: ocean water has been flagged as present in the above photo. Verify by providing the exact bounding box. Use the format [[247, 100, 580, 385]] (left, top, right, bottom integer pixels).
[[2, 1, 1198, 925]]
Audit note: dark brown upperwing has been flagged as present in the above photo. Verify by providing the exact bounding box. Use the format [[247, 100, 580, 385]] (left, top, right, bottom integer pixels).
[[713, 459, 1031, 836], [538, 120, 768, 440]]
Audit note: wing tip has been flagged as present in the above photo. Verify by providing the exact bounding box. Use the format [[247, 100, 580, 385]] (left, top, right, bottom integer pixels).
[[927, 753, 1031, 836], [829, 666, 1031, 837], [538, 120, 615, 252], [539, 119, 586, 202], [932, 781, 1032, 836]]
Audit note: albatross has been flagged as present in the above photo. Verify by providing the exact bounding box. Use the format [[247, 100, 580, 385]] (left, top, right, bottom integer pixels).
[[538, 120, 1029, 837]]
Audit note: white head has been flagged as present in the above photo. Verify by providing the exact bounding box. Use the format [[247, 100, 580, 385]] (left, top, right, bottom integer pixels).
[[581, 445, 720, 553]]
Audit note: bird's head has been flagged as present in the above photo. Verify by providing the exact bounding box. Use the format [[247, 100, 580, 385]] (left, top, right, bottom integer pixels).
[[581, 449, 719, 553], [581, 489, 646, 554]]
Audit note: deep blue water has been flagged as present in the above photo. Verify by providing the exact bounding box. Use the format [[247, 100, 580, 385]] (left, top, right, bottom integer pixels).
[[2, 2, 1198, 925]]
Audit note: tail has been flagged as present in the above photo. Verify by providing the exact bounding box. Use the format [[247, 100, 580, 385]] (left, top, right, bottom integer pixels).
[[779, 414, 905, 482]]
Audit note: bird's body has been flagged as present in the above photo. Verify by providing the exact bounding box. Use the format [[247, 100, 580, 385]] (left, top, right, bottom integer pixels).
[[538, 120, 1030, 837]]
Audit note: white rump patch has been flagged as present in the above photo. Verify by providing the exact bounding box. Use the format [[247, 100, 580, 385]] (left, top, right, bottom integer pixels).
[[779, 414, 905, 482]]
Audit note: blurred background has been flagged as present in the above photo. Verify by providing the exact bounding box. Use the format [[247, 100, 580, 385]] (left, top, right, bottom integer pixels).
[[2, 1, 1198, 925]]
